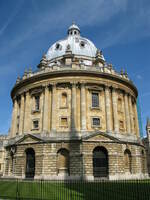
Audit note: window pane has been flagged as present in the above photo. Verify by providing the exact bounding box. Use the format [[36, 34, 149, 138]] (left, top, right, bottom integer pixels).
[[92, 93, 99, 107], [33, 120, 39, 129], [93, 118, 100, 126], [35, 96, 40, 110]]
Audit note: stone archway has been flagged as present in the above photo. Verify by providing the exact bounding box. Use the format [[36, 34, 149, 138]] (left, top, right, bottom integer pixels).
[[124, 149, 132, 173], [93, 146, 108, 178], [25, 148, 35, 179], [57, 148, 69, 175]]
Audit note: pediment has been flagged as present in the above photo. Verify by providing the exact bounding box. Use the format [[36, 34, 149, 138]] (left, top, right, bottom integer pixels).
[[82, 132, 120, 142], [15, 134, 43, 145]]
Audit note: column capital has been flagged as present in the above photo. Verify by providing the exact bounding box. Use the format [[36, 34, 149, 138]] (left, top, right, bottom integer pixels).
[[42, 83, 50, 88], [70, 81, 78, 87], [104, 84, 111, 90], [80, 81, 86, 86]]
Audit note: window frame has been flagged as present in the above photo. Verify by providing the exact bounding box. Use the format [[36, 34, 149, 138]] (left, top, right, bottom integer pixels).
[[34, 95, 40, 111], [91, 117, 101, 128], [117, 98, 123, 112], [60, 117, 68, 128], [60, 92, 68, 109], [119, 120, 124, 130], [91, 92, 100, 108], [32, 119, 39, 130]]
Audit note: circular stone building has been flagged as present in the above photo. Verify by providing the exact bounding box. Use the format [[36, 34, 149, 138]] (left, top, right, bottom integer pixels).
[[4, 23, 148, 180]]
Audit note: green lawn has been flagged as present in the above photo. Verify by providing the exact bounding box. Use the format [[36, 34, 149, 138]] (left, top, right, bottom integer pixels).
[[0, 179, 150, 200]]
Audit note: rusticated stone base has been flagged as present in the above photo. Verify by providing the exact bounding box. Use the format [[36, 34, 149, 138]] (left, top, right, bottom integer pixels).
[[3, 133, 148, 180]]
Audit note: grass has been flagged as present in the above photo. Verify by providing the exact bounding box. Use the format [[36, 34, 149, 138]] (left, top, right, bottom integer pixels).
[[0, 179, 150, 200]]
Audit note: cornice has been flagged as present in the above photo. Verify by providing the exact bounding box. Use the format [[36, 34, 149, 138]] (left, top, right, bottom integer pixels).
[[11, 70, 138, 99]]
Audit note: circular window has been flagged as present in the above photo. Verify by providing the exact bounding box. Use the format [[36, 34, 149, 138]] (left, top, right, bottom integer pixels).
[[55, 43, 61, 50], [80, 41, 85, 48]]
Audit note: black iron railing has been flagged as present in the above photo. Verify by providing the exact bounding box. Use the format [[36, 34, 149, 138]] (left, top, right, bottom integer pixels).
[[0, 179, 150, 200]]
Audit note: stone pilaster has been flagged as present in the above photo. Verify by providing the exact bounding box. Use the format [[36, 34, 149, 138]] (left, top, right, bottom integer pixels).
[[71, 82, 77, 131], [11, 98, 18, 137], [24, 91, 31, 133], [112, 88, 119, 133], [80, 83, 86, 131], [19, 93, 25, 135], [43, 86, 49, 133], [134, 101, 140, 137], [51, 84, 57, 132], [105, 86, 112, 132], [129, 95, 134, 134], [124, 93, 131, 133]]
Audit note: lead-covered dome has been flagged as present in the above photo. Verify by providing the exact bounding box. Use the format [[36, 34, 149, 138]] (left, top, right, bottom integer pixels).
[[46, 23, 104, 61]]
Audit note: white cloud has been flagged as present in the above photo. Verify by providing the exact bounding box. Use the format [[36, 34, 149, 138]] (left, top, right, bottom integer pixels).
[[1, 0, 150, 54], [0, 0, 24, 36]]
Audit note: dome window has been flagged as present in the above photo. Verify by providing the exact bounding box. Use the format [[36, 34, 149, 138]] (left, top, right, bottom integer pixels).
[[55, 43, 61, 50], [80, 41, 85, 48], [74, 31, 76, 35]]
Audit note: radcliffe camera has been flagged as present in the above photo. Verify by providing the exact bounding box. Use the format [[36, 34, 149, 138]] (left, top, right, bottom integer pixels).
[[0, 1, 150, 200]]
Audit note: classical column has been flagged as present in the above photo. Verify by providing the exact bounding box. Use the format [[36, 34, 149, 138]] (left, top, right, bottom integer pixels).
[[80, 83, 86, 131], [134, 101, 140, 137], [19, 93, 25, 135], [51, 84, 57, 132], [11, 98, 18, 137], [43, 86, 49, 133], [24, 91, 31, 133], [112, 88, 119, 133], [124, 93, 131, 133], [105, 86, 112, 132], [71, 82, 77, 131], [129, 95, 134, 134]]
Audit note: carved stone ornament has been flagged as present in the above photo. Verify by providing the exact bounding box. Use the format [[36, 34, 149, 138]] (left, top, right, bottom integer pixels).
[[66, 44, 71, 51], [10, 146, 16, 155]]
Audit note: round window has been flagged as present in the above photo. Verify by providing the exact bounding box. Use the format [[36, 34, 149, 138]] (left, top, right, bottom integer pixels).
[[55, 43, 61, 50], [80, 41, 85, 48]]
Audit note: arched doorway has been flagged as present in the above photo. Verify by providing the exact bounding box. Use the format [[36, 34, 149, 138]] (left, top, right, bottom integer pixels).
[[93, 146, 108, 178], [124, 149, 132, 173], [25, 148, 35, 179], [57, 148, 69, 175]]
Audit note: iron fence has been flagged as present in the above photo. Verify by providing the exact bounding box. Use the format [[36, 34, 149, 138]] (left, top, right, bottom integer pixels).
[[0, 178, 150, 200]]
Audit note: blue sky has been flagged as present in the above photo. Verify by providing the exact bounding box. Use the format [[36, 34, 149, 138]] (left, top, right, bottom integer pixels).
[[0, 0, 150, 137]]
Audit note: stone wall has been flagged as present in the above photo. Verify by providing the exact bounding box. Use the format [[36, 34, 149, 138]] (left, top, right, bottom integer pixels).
[[4, 137, 148, 180]]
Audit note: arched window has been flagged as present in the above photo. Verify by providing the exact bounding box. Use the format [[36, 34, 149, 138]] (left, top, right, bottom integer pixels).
[[124, 149, 132, 173], [25, 148, 35, 179], [57, 148, 69, 175], [93, 146, 108, 178], [61, 93, 67, 107]]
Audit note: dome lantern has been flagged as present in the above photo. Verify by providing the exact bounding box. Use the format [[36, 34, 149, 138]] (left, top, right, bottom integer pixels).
[[68, 22, 80, 36]]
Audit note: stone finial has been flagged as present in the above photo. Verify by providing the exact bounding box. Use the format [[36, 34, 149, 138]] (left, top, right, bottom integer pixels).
[[95, 49, 105, 66], [28, 67, 32, 74], [108, 63, 113, 69], [24, 69, 28, 75], [16, 76, 21, 84], [96, 49, 102, 57], [38, 54, 47, 69], [120, 69, 124, 75], [124, 70, 128, 77]]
